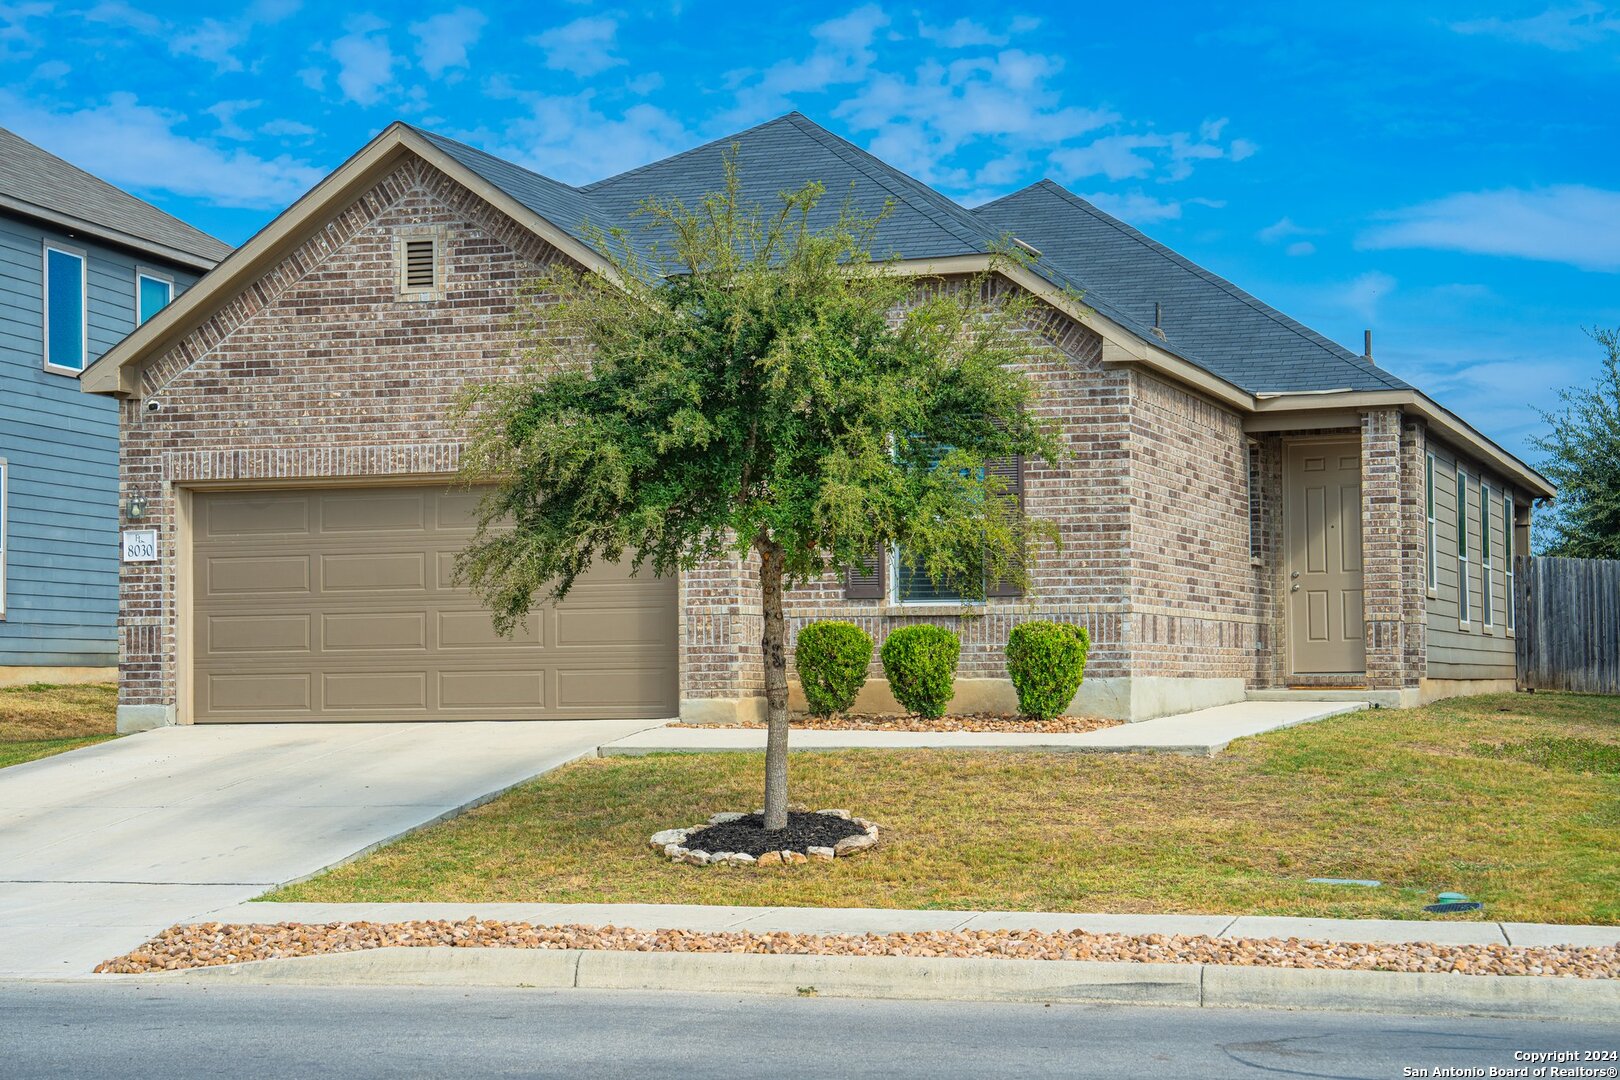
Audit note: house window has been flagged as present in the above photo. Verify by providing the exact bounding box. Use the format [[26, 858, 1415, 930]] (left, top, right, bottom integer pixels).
[[137, 270, 173, 325], [1456, 466, 1470, 628], [1424, 452, 1437, 593], [1247, 442, 1263, 562], [887, 444, 1023, 604], [0, 459, 8, 619], [44, 243, 87, 372], [1504, 491, 1516, 634], [1480, 478, 1493, 630]]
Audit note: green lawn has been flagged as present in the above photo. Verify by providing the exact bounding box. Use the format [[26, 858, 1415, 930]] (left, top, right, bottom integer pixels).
[[267, 692, 1620, 924], [0, 682, 118, 768]]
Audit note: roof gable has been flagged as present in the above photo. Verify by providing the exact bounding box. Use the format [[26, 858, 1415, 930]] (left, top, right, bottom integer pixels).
[[0, 126, 231, 269]]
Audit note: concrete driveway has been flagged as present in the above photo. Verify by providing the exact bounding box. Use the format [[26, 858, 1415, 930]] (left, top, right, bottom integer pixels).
[[0, 719, 659, 978]]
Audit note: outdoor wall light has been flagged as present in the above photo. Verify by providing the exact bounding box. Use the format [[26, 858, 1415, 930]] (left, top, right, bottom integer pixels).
[[126, 494, 147, 521]]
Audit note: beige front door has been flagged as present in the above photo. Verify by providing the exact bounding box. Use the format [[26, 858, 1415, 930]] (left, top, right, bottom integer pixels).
[[190, 485, 678, 722], [1285, 441, 1366, 675]]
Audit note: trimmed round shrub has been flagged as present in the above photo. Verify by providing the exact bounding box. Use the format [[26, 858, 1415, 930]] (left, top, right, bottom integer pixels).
[[795, 621, 875, 717], [1005, 621, 1091, 720], [880, 624, 961, 719]]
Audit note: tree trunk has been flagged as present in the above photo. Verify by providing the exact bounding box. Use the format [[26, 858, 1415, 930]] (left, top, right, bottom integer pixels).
[[757, 538, 790, 831]]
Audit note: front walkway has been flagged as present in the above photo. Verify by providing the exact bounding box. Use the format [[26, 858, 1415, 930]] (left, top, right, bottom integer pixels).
[[173, 900, 1620, 949], [601, 700, 1368, 757], [0, 719, 659, 977]]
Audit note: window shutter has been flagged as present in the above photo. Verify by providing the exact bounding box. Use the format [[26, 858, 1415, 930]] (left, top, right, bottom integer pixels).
[[845, 545, 886, 599], [986, 454, 1025, 598]]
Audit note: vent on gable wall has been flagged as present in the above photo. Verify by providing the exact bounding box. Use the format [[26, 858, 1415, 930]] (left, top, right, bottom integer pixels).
[[404, 239, 437, 289]]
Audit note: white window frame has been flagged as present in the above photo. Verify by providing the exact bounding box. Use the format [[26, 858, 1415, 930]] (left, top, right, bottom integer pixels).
[[1424, 451, 1437, 595], [0, 458, 8, 619], [1504, 491, 1516, 635], [42, 240, 89, 375], [135, 267, 174, 325], [1456, 465, 1470, 630], [1480, 477, 1493, 631]]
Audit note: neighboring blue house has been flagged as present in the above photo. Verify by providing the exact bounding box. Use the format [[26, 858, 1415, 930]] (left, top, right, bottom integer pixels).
[[0, 127, 230, 686]]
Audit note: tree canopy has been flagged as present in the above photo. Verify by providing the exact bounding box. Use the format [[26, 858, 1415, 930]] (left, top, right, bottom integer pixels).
[[1532, 327, 1620, 559], [453, 154, 1063, 828]]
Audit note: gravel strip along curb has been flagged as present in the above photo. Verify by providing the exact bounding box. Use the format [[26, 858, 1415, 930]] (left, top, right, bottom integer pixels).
[[97, 921, 1620, 980], [667, 714, 1122, 734]]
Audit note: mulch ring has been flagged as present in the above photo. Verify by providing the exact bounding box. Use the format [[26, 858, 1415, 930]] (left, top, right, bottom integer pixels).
[[95, 920, 1619, 978], [668, 713, 1123, 734], [680, 811, 867, 858]]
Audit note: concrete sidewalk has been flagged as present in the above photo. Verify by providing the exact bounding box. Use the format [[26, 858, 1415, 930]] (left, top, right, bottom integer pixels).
[[0, 719, 659, 978], [599, 700, 1370, 757], [194, 900, 1620, 949]]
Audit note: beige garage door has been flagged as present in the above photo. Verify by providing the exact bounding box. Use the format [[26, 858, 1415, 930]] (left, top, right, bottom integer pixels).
[[190, 485, 678, 723]]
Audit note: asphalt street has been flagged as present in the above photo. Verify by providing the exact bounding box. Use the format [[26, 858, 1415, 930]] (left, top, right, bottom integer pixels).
[[1, 981, 1616, 1079]]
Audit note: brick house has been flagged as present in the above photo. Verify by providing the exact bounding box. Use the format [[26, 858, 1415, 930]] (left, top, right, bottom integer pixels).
[[81, 114, 1554, 733]]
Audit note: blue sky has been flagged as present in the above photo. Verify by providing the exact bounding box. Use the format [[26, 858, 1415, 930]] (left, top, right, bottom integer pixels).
[[4, 1, 1617, 461]]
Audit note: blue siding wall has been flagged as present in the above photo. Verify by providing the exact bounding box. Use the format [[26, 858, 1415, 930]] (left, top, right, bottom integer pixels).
[[0, 214, 197, 667]]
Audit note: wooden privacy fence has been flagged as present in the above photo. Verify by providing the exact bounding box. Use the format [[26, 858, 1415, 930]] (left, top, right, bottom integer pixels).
[[1515, 555, 1620, 694]]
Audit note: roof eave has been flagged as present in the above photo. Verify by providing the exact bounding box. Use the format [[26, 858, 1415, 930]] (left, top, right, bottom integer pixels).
[[0, 192, 223, 272]]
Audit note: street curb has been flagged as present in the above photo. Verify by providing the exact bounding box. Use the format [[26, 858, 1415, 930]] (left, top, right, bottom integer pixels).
[[123, 947, 1620, 1021]]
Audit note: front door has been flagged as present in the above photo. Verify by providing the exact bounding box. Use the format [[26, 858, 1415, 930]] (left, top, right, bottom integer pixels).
[[1285, 441, 1366, 675]]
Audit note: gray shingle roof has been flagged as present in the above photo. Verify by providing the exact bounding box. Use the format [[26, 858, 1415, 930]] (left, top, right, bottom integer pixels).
[[974, 180, 1410, 393], [410, 114, 1410, 397], [0, 126, 232, 268]]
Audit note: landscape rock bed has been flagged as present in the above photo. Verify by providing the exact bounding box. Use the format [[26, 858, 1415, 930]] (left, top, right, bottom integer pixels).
[[650, 810, 879, 865], [670, 713, 1122, 734], [97, 920, 1620, 979]]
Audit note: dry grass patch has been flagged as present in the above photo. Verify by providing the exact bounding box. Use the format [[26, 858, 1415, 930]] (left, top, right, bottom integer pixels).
[[268, 692, 1620, 925], [0, 682, 118, 768]]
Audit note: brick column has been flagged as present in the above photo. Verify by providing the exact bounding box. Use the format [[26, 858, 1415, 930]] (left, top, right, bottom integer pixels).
[[1360, 408, 1406, 688], [1398, 419, 1428, 686]]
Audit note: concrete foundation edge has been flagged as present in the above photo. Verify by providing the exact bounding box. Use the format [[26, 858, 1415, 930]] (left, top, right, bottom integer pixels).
[[684, 677, 1247, 724], [133, 947, 1620, 1021], [115, 704, 177, 734], [1419, 678, 1518, 705], [0, 666, 117, 689]]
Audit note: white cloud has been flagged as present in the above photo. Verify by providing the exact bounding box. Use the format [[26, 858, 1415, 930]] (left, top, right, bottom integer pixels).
[[0, 1, 49, 59], [0, 92, 326, 209], [1078, 191, 1187, 224], [172, 18, 246, 71], [1050, 134, 1165, 181], [531, 15, 625, 78], [411, 7, 486, 78], [1451, 2, 1620, 50], [916, 16, 1036, 48], [471, 89, 692, 185], [1286, 241, 1316, 257], [330, 15, 398, 106], [1258, 216, 1318, 243], [261, 117, 318, 138], [205, 98, 261, 140], [1359, 185, 1620, 272], [83, 0, 162, 35], [1342, 271, 1397, 320], [724, 5, 890, 122]]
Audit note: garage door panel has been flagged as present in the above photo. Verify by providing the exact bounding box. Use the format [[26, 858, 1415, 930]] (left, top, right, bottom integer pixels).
[[206, 613, 312, 654], [438, 609, 543, 648], [191, 486, 676, 722], [439, 671, 545, 709], [205, 555, 311, 597], [319, 490, 427, 533], [205, 673, 313, 714], [202, 494, 312, 537], [322, 612, 427, 652]]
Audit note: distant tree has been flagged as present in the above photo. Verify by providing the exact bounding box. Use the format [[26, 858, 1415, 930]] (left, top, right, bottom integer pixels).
[[1531, 327, 1620, 559], [453, 156, 1061, 831]]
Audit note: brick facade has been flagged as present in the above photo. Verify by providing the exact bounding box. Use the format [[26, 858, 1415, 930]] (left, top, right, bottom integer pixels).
[[113, 152, 1437, 722]]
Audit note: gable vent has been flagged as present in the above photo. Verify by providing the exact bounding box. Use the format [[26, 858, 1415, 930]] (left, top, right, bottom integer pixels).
[[404, 238, 437, 289]]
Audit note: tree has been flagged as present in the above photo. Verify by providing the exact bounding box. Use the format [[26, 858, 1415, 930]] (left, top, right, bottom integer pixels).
[[453, 157, 1061, 830], [1531, 327, 1620, 559]]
